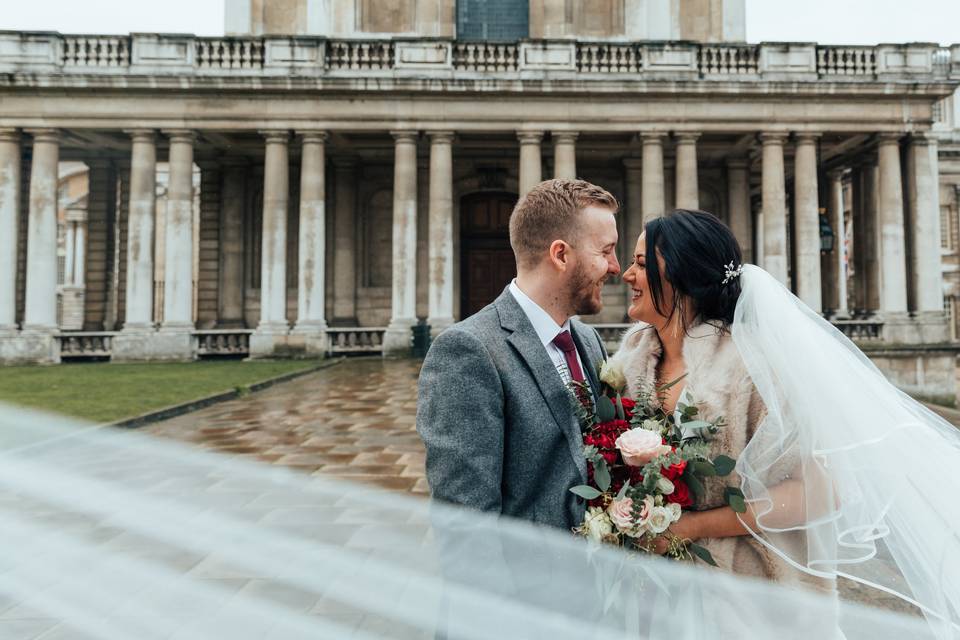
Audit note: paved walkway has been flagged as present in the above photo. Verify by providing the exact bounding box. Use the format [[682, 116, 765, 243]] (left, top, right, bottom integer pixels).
[[147, 358, 428, 496]]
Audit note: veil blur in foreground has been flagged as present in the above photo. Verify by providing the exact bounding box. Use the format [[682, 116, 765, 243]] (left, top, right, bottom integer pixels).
[[733, 264, 960, 639], [0, 402, 937, 639]]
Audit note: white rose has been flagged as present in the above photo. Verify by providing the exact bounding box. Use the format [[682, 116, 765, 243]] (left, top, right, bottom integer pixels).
[[656, 476, 675, 495], [599, 359, 627, 392], [647, 506, 673, 535], [615, 428, 672, 467], [584, 506, 614, 542], [667, 502, 682, 522]]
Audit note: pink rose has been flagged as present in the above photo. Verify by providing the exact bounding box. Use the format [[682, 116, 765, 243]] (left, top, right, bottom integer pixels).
[[615, 428, 672, 467], [607, 495, 653, 537]]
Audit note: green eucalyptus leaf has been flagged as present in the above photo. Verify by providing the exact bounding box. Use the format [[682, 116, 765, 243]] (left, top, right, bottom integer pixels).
[[596, 396, 616, 423], [616, 480, 631, 500], [727, 494, 747, 513], [685, 471, 705, 500], [691, 460, 718, 477], [713, 455, 736, 476], [680, 419, 713, 431], [595, 459, 612, 492], [689, 543, 718, 566], [615, 394, 626, 421], [570, 485, 603, 500]]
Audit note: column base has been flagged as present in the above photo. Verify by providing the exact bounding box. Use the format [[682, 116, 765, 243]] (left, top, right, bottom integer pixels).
[[383, 319, 416, 357], [880, 312, 951, 345], [250, 323, 292, 359], [427, 316, 455, 338], [290, 321, 329, 356], [0, 332, 59, 364], [113, 329, 194, 362]]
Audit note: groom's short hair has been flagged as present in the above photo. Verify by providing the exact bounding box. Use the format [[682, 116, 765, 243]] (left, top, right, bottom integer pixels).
[[509, 179, 619, 270]]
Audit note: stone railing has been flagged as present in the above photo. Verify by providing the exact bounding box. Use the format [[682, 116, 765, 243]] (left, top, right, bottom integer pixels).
[[326, 40, 394, 70], [57, 331, 115, 359], [576, 43, 641, 73], [326, 327, 387, 355], [817, 46, 876, 76], [700, 44, 760, 75], [452, 42, 519, 72], [2, 33, 955, 82], [832, 319, 884, 341], [62, 35, 130, 68], [194, 329, 252, 357], [196, 38, 264, 70]]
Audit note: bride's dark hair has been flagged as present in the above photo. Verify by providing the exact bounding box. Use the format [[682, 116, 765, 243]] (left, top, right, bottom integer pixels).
[[644, 209, 744, 330]]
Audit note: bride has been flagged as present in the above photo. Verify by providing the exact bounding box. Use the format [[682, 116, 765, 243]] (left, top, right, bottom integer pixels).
[[612, 209, 960, 635]]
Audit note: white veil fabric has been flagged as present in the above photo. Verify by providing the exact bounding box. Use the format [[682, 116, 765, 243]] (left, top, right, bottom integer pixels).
[[732, 264, 960, 639], [0, 401, 939, 639]]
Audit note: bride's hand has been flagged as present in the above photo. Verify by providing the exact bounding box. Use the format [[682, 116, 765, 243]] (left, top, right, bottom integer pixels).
[[651, 511, 700, 554]]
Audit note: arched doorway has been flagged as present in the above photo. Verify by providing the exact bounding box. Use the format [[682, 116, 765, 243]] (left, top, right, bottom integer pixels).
[[460, 191, 517, 317]]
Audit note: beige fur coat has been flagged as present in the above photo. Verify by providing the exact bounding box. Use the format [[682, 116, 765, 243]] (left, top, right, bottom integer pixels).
[[611, 320, 832, 593]]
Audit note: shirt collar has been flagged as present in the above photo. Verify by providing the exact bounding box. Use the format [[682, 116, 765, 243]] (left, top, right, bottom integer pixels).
[[508, 279, 571, 349]]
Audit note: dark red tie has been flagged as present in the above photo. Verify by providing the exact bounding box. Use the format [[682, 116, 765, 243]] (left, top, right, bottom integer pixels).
[[552, 330, 586, 384]]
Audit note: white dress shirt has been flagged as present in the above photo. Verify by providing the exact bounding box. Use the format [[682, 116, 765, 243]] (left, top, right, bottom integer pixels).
[[509, 279, 588, 387]]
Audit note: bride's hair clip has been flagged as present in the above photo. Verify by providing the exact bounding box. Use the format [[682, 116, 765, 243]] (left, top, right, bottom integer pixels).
[[721, 261, 743, 285]]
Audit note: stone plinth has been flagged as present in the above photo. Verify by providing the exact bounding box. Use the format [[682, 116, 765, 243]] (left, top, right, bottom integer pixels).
[[0, 332, 58, 364], [113, 331, 194, 362]]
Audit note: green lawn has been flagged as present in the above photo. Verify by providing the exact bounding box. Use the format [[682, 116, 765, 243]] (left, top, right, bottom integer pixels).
[[0, 360, 321, 424]]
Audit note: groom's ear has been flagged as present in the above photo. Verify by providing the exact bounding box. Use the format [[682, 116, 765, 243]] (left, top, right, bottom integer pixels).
[[548, 239, 571, 272]]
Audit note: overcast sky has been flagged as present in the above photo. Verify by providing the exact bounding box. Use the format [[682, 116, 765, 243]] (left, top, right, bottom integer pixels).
[[1, 0, 958, 45]]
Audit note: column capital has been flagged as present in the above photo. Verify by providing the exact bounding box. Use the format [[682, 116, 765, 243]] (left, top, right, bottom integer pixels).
[[908, 132, 937, 146], [125, 129, 156, 143], [390, 130, 419, 143], [0, 128, 21, 143], [552, 131, 579, 143], [639, 132, 667, 144], [259, 130, 290, 144], [516, 130, 544, 144], [794, 132, 822, 144], [826, 167, 847, 181], [622, 157, 643, 170], [673, 132, 701, 144], [163, 129, 196, 144], [298, 130, 328, 143], [758, 132, 789, 145], [427, 130, 456, 143], [726, 156, 749, 170], [876, 132, 903, 144], [24, 128, 59, 143]]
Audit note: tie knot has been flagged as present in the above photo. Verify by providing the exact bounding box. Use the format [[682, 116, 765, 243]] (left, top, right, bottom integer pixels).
[[552, 330, 576, 354]]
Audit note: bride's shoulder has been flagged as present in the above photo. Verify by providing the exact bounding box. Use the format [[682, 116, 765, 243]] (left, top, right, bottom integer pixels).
[[616, 322, 660, 355]]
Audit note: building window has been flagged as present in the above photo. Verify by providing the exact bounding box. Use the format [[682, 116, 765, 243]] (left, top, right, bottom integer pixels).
[[457, 0, 529, 41], [942, 204, 953, 250]]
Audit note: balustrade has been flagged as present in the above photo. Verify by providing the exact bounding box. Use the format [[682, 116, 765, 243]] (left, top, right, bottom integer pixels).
[[196, 38, 264, 70], [57, 332, 114, 359], [699, 45, 759, 75], [63, 36, 130, 67], [326, 41, 394, 70], [817, 47, 876, 76], [194, 329, 252, 357], [576, 43, 641, 73], [452, 43, 519, 72], [326, 327, 387, 355]]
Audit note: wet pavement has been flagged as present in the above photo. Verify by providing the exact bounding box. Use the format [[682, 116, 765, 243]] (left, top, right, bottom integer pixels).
[[147, 358, 428, 497]]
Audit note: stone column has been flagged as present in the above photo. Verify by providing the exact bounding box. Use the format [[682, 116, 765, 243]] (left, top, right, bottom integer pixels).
[[641, 133, 665, 223], [726, 157, 752, 263], [0, 129, 20, 334], [251, 130, 291, 356], [428, 131, 455, 336], [826, 169, 849, 318], [292, 131, 328, 353], [122, 130, 157, 330], [793, 133, 822, 312], [332, 158, 357, 323], [861, 160, 881, 314], [907, 134, 945, 314], [219, 162, 246, 327], [74, 222, 86, 286], [674, 132, 700, 210], [23, 129, 60, 334], [760, 133, 788, 284], [553, 131, 578, 180], [384, 131, 419, 356], [877, 133, 908, 314], [517, 131, 543, 196], [623, 158, 643, 308]]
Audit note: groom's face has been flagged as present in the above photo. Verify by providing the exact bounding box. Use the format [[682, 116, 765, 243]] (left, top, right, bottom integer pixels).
[[565, 205, 620, 316]]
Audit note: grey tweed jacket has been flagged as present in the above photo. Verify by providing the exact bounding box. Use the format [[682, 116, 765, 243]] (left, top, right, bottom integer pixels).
[[417, 286, 608, 531]]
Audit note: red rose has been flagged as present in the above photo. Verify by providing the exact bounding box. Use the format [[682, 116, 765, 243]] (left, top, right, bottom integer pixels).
[[662, 459, 687, 480], [666, 478, 694, 507]]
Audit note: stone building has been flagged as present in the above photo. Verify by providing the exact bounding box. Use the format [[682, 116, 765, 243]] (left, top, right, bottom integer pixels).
[[0, 0, 959, 401]]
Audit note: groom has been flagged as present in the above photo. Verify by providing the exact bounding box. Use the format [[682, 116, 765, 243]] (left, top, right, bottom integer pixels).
[[417, 178, 621, 532]]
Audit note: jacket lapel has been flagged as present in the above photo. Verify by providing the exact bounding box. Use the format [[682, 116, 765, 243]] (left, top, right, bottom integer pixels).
[[496, 289, 588, 481], [571, 322, 603, 407]]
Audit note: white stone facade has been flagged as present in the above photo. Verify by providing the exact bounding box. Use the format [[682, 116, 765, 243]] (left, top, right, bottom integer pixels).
[[0, 26, 958, 401]]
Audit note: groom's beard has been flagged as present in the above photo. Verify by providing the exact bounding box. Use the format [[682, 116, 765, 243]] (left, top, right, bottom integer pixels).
[[568, 263, 605, 316]]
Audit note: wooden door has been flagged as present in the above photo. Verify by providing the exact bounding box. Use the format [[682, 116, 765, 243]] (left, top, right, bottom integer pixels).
[[460, 192, 517, 317]]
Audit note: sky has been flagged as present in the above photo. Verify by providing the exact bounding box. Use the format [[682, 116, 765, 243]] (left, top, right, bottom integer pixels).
[[0, 0, 958, 45]]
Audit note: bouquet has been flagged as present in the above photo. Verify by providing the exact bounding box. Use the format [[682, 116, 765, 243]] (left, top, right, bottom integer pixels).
[[568, 358, 746, 565]]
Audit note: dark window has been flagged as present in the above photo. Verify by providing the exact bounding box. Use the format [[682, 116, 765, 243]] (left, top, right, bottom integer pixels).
[[457, 0, 528, 41]]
